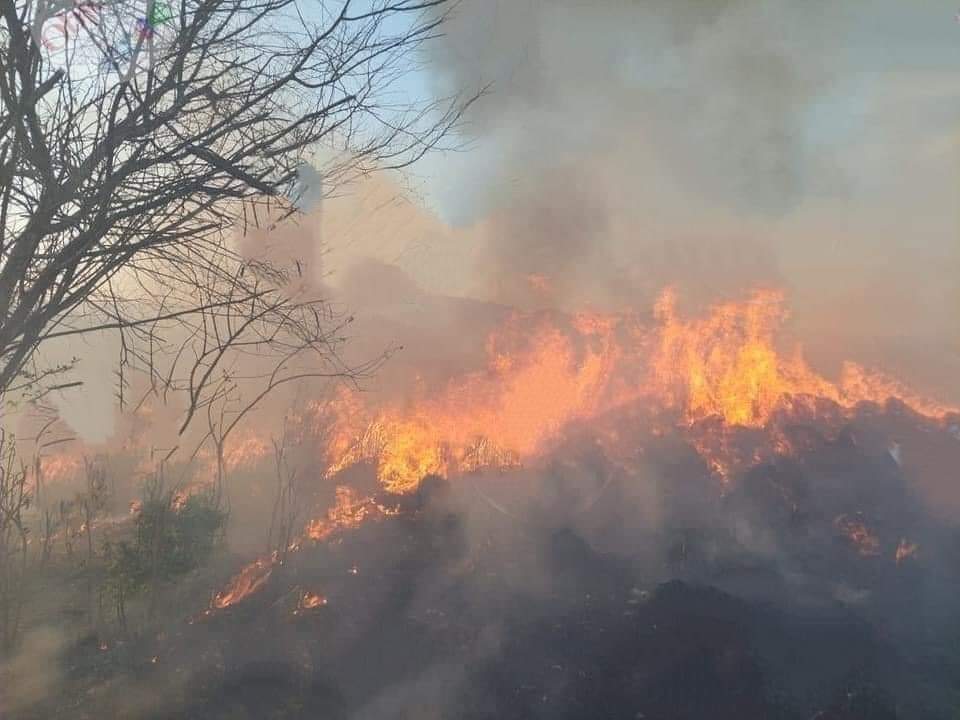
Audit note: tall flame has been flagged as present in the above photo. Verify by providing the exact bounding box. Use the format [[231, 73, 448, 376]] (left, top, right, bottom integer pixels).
[[321, 288, 954, 493], [326, 314, 622, 493], [647, 288, 840, 427], [207, 287, 956, 609]]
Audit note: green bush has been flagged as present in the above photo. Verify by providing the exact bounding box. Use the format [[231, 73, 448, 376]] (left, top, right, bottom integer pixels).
[[102, 492, 226, 623]]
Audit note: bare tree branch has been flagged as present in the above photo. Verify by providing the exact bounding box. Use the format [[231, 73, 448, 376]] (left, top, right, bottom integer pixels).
[[0, 0, 477, 416]]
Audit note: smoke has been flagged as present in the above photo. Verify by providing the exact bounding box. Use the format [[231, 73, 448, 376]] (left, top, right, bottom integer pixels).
[[1, 626, 66, 716], [350, 662, 467, 720], [9, 4, 960, 718], [30, 0, 960, 443], [432, 0, 833, 211], [412, 0, 960, 395]]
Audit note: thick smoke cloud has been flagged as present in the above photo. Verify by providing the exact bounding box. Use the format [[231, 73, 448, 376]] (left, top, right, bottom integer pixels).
[[432, 0, 834, 214], [413, 0, 959, 396], [34, 1, 960, 438]]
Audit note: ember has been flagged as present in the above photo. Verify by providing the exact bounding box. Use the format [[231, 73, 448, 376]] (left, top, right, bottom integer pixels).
[[300, 592, 327, 609], [834, 514, 882, 557]]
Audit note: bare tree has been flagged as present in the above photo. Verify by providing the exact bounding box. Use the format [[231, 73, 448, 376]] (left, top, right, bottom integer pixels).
[[0, 0, 475, 404], [155, 263, 390, 501]]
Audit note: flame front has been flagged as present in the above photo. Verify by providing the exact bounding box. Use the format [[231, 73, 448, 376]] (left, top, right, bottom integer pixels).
[[648, 289, 837, 426], [326, 314, 621, 493], [306, 486, 396, 541], [44, 287, 954, 510], [213, 557, 275, 609], [322, 288, 954, 492], [198, 287, 954, 608]]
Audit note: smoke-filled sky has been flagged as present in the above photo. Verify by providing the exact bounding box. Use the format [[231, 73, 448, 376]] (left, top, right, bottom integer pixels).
[[327, 0, 960, 387], [50, 0, 960, 438]]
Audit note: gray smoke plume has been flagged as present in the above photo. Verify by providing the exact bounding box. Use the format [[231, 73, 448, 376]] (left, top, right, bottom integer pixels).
[[417, 0, 960, 397]]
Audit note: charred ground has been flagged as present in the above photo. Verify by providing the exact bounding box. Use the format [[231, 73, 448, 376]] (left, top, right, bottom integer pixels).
[[15, 401, 960, 720]]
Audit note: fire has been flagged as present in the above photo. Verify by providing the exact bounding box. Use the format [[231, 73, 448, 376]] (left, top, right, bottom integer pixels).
[[171, 482, 211, 510], [211, 487, 398, 608], [318, 288, 954, 493], [839, 363, 956, 420], [648, 289, 837, 427], [223, 432, 272, 471], [212, 556, 275, 609], [300, 591, 327, 609], [834, 514, 881, 556], [895, 538, 919, 565], [204, 287, 954, 610], [305, 486, 391, 541], [325, 314, 622, 492], [645, 288, 955, 428], [39, 454, 83, 484]]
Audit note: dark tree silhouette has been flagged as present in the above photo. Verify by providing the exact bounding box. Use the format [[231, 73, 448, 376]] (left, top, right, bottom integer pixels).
[[0, 0, 475, 407]]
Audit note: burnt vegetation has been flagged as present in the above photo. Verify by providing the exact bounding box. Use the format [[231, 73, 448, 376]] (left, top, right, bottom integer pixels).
[[1, 1, 959, 719], [6, 400, 960, 719]]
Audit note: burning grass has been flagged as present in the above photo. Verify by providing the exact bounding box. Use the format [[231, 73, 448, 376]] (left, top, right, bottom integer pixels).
[[311, 288, 956, 498]]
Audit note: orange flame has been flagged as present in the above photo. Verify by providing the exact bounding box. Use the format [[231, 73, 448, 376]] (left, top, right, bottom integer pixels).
[[306, 486, 387, 541], [840, 364, 955, 420], [648, 289, 839, 427], [207, 287, 954, 611], [39, 454, 83, 484], [301, 591, 327, 609], [212, 556, 275, 609], [223, 432, 272, 471], [834, 515, 881, 556], [320, 289, 954, 493], [212, 486, 400, 608], [326, 314, 622, 492]]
